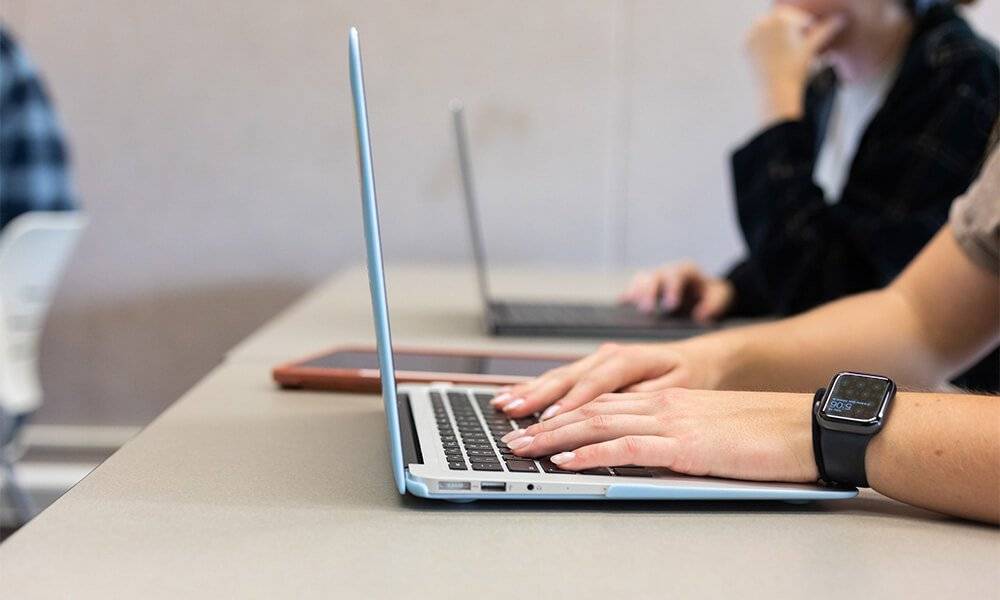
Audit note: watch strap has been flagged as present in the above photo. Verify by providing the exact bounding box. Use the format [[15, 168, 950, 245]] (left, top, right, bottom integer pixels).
[[820, 428, 871, 487], [811, 389, 827, 482]]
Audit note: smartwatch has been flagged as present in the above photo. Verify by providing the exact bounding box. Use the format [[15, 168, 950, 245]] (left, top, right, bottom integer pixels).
[[813, 372, 896, 487]]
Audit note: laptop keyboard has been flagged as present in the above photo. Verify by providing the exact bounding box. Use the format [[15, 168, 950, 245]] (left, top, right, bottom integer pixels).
[[431, 390, 654, 477], [500, 303, 645, 327]]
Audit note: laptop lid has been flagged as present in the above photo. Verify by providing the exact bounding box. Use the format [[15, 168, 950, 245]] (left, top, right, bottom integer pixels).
[[349, 27, 406, 494], [450, 101, 494, 307]]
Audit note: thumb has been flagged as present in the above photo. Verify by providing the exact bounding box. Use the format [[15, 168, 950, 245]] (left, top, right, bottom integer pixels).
[[805, 13, 847, 55], [624, 369, 690, 393], [692, 291, 727, 324]]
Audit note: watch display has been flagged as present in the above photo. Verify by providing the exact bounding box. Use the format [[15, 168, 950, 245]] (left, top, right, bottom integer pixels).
[[821, 373, 893, 423]]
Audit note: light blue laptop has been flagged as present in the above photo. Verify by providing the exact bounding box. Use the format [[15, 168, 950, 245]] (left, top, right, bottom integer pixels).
[[349, 27, 856, 502]]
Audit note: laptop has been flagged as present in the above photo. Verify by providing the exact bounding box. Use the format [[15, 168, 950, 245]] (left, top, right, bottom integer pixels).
[[450, 102, 759, 339], [349, 27, 855, 501]]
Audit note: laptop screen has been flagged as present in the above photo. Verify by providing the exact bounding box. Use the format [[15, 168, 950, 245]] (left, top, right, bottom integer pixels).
[[450, 102, 493, 308], [349, 27, 407, 495]]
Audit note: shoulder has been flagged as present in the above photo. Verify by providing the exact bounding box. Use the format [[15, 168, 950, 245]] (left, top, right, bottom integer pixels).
[[950, 149, 1000, 273], [908, 6, 998, 82], [0, 25, 48, 110]]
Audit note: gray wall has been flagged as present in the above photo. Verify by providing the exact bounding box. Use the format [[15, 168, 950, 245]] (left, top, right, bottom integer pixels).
[[3, 1, 998, 425]]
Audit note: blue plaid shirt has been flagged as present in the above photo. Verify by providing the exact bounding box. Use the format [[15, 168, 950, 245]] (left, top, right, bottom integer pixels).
[[0, 25, 76, 231]]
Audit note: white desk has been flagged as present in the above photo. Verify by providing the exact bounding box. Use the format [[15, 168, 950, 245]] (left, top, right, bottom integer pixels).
[[2, 266, 997, 599], [227, 263, 627, 363]]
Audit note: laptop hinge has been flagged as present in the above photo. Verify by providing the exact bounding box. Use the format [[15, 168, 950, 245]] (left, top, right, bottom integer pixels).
[[398, 392, 423, 465]]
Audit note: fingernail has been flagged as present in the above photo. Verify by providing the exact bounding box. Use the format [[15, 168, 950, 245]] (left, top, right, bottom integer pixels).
[[501, 429, 526, 443], [507, 436, 533, 450], [540, 405, 562, 421], [551, 451, 576, 465], [490, 393, 512, 406], [502, 398, 525, 412]]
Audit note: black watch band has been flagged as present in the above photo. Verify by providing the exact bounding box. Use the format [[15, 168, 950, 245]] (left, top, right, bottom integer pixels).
[[811, 388, 828, 482], [819, 428, 872, 487], [813, 373, 895, 488]]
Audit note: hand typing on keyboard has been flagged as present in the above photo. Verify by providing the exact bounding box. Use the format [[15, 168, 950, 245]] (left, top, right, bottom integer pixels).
[[436, 391, 655, 477], [501, 388, 820, 483], [618, 261, 735, 322], [491, 341, 724, 421]]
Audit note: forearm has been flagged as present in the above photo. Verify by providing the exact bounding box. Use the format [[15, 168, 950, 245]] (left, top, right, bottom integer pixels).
[[694, 230, 998, 392], [692, 287, 944, 392], [867, 392, 999, 524]]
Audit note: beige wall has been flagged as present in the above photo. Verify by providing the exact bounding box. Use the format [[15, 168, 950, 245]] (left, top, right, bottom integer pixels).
[[2, 1, 997, 425]]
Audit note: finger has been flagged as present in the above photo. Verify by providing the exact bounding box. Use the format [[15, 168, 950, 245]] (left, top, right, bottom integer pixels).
[[518, 396, 653, 437], [501, 375, 574, 415], [548, 435, 679, 471], [626, 271, 661, 313], [691, 285, 728, 324], [660, 264, 699, 312], [773, 5, 814, 28], [510, 415, 661, 458], [494, 347, 609, 409], [618, 272, 647, 304], [805, 13, 847, 54], [500, 345, 620, 416], [508, 351, 656, 418], [623, 370, 689, 393]]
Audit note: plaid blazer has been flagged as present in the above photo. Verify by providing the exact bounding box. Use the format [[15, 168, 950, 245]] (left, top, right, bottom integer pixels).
[[0, 25, 76, 232]]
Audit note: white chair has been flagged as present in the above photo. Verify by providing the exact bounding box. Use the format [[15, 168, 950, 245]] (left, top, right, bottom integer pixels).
[[0, 212, 87, 523]]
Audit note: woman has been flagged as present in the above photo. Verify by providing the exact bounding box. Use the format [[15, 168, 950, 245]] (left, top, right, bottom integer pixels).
[[495, 147, 1000, 523], [620, 0, 998, 389]]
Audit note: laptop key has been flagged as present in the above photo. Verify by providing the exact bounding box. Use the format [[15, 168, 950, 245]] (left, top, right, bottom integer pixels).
[[472, 463, 503, 472], [463, 443, 494, 451], [467, 449, 498, 457], [448, 462, 468, 471], [540, 459, 574, 474], [613, 467, 653, 477], [579, 467, 613, 476], [447, 392, 470, 406], [504, 460, 538, 473]]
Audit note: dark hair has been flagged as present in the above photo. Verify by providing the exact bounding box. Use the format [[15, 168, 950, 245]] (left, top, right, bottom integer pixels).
[[903, 0, 978, 15]]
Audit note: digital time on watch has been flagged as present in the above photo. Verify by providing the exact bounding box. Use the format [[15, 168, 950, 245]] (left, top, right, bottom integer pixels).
[[812, 372, 896, 487]]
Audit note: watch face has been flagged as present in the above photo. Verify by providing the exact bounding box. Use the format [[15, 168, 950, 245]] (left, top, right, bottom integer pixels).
[[822, 373, 893, 423]]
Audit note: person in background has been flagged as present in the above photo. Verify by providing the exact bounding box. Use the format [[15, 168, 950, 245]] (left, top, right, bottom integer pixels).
[[620, 0, 999, 390], [0, 23, 76, 232], [496, 147, 1000, 524]]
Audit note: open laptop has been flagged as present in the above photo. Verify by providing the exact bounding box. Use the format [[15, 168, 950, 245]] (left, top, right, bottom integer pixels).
[[450, 102, 757, 339], [349, 27, 855, 502]]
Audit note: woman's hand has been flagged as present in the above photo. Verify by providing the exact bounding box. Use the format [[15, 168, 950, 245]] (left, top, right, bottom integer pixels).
[[746, 6, 847, 123], [502, 388, 818, 483], [619, 261, 735, 323], [492, 341, 727, 420]]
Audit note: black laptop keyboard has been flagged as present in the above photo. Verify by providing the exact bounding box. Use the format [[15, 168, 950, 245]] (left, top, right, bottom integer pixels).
[[501, 303, 642, 327], [431, 390, 653, 477]]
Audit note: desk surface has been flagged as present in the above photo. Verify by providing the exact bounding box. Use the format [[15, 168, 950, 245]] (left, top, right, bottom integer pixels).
[[227, 263, 625, 363], [2, 266, 998, 599]]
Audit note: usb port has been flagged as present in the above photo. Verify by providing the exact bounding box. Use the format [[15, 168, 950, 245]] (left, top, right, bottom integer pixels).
[[480, 482, 506, 492]]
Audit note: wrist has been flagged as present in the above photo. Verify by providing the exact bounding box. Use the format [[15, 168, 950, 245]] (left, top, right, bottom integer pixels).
[[760, 80, 805, 123], [675, 330, 748, 390], [793, 393, 821, 482], [709, 328, 755, 390]]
